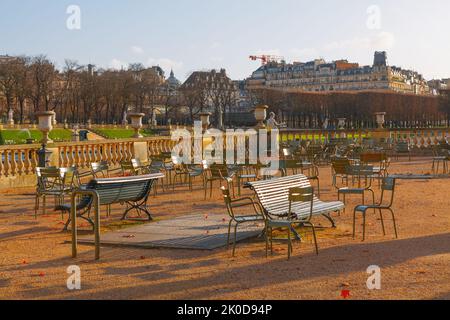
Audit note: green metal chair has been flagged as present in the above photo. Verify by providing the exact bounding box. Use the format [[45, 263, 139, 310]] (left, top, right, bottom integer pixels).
[[35, 167, 80, 219], [281, 160, 320, 196], [337, 165, 376, 213], [90, 161, 111, 178], [221, 187, 265, 256], [172, 163, 205, 191], [265, 186, 319, 260], [205, 164, 236, 199], [235, 165, 258, 196], [353, 177, 398, 241], [432, 147, 448, 174]]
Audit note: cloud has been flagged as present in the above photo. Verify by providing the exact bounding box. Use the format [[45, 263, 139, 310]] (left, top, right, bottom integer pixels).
[[371, 32, 395, 50], [131, 46, 144, 55], [210, 42, 221, 49], [255, 49, 282, 56], [146, 57, 183, 72], [324, 32, 395, 52], [109, 58, 125, 70], [210, 57, 224, 63], [289, 47, 318, 61]]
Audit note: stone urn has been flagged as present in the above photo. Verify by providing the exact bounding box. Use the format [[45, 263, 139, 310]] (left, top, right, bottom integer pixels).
[[375, 112, 387, 129], [35, 111, 55, 144], [199, 112, 212, 132], [337, 118, 346, 130], [254, 105, 269, 129], [129, 113, 145, 138]]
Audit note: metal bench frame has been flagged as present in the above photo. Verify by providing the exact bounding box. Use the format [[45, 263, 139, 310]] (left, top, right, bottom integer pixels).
[[70, 173, 164, 260], [246, 174, 345, 230]]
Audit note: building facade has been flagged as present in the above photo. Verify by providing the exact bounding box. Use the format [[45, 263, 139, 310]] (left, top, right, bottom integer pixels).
[[246, 51, 430, 95]]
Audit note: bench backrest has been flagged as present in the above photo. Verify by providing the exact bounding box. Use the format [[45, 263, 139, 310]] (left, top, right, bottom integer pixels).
[[247, 175, 312, 213], [85, 173, 164, 206]]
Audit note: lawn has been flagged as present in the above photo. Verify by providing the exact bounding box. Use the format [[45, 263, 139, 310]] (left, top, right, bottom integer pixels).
[[0, 129, 72, 145], [95, 128, 154, 139]]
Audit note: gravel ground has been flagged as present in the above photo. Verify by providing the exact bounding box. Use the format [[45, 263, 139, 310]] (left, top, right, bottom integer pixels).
[[0, 159, 449, 300]]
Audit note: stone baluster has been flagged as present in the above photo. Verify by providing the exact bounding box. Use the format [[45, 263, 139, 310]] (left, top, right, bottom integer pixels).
[[0, 150, 4, 177], [10, 150, 17, 176], [17, 149, 25, 176]]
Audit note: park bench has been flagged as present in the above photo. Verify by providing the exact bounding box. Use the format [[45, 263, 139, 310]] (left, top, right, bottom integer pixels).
[[66, 173, 164, 260], [246, 174, 344, 228]]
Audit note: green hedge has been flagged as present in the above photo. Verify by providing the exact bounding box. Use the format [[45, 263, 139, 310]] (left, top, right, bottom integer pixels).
[[95, 129, 154, 139], [0, 129, 72, 145]]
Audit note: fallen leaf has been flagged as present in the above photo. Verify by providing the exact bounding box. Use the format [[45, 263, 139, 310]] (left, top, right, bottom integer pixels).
[[341, 289, 351, 299]]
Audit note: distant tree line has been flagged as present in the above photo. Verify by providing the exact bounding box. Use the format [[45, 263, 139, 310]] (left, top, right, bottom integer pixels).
[[0, 55, 240, 127], [250, 88, 450, 129]]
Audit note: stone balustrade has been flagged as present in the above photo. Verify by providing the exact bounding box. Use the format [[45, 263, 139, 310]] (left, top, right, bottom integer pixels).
[[2, 127, 450, 189], [0, 136, 176, 188], [279, 128, 450, 148]]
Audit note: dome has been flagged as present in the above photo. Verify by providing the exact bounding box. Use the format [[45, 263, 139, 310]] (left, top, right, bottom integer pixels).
[[167, 69, 181, 88]]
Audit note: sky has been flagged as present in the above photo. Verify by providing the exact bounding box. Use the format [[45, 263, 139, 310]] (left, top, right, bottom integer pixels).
[[1, 0, 450, 81]]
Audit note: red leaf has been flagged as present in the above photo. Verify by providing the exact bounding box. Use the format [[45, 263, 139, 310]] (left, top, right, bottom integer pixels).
[[341, 290, 351, 299]]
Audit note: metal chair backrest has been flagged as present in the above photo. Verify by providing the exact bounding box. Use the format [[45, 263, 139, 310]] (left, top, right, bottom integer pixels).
[[380, 177, 396, 207], [209, 164, 230, 179], [36, 167, 63, 191], [288, 186, 314, 220], [91, 161, 109, 178], [120, 160, 139, 176], [332, 158, 351, 175], [396, 142, 410, 152], [360, 152, 386, 164], [60, 166, 80, 189]]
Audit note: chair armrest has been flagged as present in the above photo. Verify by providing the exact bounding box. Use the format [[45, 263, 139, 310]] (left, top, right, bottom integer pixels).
[[231, 197, 264, 216]]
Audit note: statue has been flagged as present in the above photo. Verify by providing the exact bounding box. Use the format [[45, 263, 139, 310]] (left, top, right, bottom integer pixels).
[[122, 110, 128, 126], [7, 109, 14, 126], [323, 118, 329, 130], [266, 112, 286, 130]]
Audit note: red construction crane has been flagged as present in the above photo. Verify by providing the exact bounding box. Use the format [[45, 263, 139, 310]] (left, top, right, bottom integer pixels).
[[249, 55, 284, 66]]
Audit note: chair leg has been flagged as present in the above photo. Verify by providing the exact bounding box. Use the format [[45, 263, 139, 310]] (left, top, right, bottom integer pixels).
[[34, 195, 39, 219], [270, 227, 273, 255], [265, 224, 269, 258], [362, 211, 367, 242], [306, 222, 319, 255], [42, 195, 46, 216], [232, 223, 238, 257], [237, 177, 241, 196], [352, 209, 357, 239], [389, 208, 399, 239], [227, 220, 232, 249], [379, 209, 386, 236], [287, 227, 292, 260], [209, 180, 213, 198], [316, 178, 320, 197]]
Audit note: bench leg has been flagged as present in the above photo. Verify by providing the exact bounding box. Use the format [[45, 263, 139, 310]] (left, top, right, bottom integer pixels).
[[322, 213, 336, 228], [121, 202, 153, 221]]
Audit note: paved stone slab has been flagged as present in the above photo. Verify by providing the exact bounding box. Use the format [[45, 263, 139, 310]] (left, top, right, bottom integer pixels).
[[78, 213, 264, 250]]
